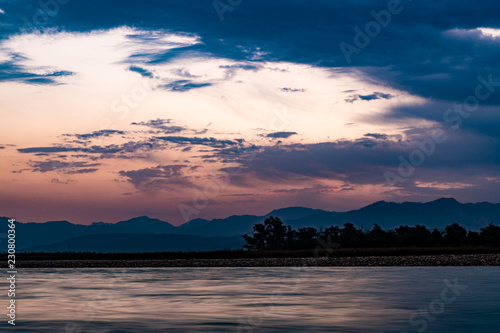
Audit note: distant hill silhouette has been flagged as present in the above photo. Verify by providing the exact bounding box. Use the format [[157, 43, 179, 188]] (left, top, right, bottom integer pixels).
[[285, 198, 499, 231], [2, 198, 499, 252], [23, 233, 243, 253], [96, 216, 177, 234]]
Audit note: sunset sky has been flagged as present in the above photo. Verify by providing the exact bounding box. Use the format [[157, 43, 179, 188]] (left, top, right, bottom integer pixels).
[[1, 0, 499, 225]]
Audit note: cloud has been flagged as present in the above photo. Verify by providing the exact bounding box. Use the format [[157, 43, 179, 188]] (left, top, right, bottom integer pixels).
[[131, 119, 185, 134], [273, 184, 354, 194], [227, 128, 500, 194], [51, 178, 74, 185], [18, 147, 82, 154], [161, 80, 212, 91], [129, 66, 153, 78], [65, 168, 99, 174], [27, 160, 101, 174], [266, 131, 297, 139], [119, 164, 193, 191], [280, 87, 305, 93], [64, 130, 125, 140], [414, 181, 474, 190], [345, 92, 394, 103], [219, 63, 261, 78], [17, 140, 158, 156], [364, 133, 388, 140], [3, 0, 500, 208], [219, 64, 260, 71], [172, 68, 198, 78], [0, 55, 74, 84], [156, 136, 240, 148]]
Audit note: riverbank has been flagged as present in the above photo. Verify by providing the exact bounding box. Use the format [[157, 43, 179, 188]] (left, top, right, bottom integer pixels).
[[18, 253, 500, 268]]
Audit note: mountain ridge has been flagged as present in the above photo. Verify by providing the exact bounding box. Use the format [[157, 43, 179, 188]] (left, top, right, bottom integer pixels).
[[2, 198, 500, 252]]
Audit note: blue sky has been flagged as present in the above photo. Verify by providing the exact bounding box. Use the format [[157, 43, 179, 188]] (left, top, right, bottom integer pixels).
[[0, 0, 499, 224]]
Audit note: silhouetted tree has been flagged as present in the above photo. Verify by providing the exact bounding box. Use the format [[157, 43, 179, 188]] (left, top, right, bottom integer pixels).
[[479, 223, 500, 246], [393, 225, 431, 247], [242, 218, 500, 251], [321, 226, 340, 240], [430, 229, 444, 246], [444, 222, 467, 246], [242, 216, 294, 250], [291, 227, 319, 250], [467, 230, 481, 246], [366, 224, 393, 247], [338, 222, 363, 247]]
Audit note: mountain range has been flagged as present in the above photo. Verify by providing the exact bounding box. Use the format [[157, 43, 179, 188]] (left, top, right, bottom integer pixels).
[[2, 198, 499, 253]]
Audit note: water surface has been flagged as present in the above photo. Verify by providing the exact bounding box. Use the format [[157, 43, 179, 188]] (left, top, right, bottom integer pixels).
[[9, 267, 500, 332]]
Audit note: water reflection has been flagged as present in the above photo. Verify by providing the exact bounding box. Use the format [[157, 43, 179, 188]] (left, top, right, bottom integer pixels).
[[11, 267, 500, 332]]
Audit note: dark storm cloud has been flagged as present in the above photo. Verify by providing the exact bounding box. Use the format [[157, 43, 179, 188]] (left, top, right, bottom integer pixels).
[[345, 92, 394, 103], [266, 131, 297, 139], [4, 0, 500, 104], [229, 127, 500, 194], [376, 99, 500, 141]]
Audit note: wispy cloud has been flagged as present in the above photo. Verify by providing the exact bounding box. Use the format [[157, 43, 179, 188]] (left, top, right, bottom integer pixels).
[[64, 130, 125, 140], [280, 87, 305, 93], [156, 136, 240, 148], [161, 80, 212, 92], [26, 160, 101, 174], [345, 92, 394, 103], [119, 164, 194, 191], [266, 131, 297, 139], [131, 119, 185, 134], [129, 66, 153, 78]]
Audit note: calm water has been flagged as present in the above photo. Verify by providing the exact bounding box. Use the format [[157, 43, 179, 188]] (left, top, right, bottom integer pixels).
[[8, 267, 500, 332]]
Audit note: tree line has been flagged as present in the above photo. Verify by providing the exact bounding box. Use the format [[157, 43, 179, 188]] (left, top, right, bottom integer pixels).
[[242, 216, 500, 251]]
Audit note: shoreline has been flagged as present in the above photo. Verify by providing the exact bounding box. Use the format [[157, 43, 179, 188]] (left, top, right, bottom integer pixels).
[[18, 253, 500, 268]]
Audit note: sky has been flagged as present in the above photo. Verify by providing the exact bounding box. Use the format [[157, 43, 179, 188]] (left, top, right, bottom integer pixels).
[[0, 0, 499, 225]]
